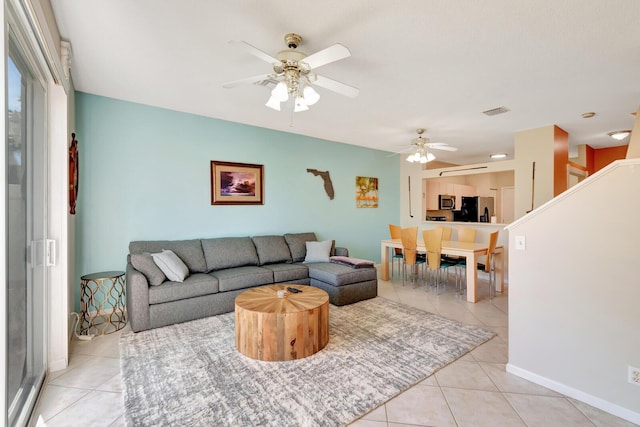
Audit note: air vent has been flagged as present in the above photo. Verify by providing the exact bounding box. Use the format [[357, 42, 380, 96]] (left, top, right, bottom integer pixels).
[[482, 106, 510, 116]]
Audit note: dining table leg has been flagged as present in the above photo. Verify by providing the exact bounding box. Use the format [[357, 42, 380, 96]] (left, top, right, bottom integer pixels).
[[381, 242, 390, 280], [465, 252, 479, 303], [495, 248, 504, 293]]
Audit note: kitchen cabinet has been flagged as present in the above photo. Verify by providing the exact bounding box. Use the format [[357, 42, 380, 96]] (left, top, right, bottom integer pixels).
[[427, 182, 475, 210], [426, 181, 440, 210]]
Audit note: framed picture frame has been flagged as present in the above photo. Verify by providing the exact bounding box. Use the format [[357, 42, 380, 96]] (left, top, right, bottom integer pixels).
[[210, 161, 264, 205], [356, 176, 378, 208]]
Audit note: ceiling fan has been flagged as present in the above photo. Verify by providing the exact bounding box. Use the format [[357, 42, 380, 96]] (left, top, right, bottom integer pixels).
[[222, 33, 359, 112], [405, 129, 458, 163]]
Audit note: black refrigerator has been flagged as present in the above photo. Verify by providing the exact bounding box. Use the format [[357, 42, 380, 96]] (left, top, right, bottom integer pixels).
[[455, 196, 495, 222]]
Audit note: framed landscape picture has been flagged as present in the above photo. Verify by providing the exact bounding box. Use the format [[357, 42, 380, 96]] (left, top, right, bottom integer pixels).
[[210, 161, 264, 205]]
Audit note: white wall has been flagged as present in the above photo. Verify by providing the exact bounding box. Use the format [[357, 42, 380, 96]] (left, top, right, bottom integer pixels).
[[47, 82, 69, 371], [74, 93, 400, 313], [400, 159, 425, 226], [506, 159, 640, 424], [514, 126, 555, 219]]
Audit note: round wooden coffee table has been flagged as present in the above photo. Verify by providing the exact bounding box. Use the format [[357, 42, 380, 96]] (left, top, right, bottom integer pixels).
[[235, 284, 329, 362]]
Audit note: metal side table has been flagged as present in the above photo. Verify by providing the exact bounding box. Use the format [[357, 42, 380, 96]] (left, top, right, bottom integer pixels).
[[80, 270, 127, 336]]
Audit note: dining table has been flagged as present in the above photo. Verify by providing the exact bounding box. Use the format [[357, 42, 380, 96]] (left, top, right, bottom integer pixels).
[[380, 238, 504, 303]]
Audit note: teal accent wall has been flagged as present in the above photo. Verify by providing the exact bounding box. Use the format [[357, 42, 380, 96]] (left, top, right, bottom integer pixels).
[[74, 92, 399, 309]]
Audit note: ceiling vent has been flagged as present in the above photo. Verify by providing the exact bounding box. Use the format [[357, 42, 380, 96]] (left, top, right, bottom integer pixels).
[[482, 106, 510, 116]]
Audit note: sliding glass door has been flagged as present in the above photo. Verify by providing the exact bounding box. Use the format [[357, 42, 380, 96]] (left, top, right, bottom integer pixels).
[[6, 36, 48, 427]]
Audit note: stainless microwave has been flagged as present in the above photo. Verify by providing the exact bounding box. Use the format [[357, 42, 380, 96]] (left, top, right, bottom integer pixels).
[[438, 194, 456, 210]]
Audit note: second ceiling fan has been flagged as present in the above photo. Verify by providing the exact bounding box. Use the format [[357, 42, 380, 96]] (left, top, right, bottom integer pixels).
[[406, 129, 458, 163]]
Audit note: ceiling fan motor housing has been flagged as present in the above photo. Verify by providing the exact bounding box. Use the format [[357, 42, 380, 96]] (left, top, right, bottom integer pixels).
[[284, 33, 302, 49], [273, 45, 311, 94]]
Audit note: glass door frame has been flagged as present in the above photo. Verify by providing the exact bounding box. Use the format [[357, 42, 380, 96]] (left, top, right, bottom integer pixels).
[[4, 1, 51, 425]]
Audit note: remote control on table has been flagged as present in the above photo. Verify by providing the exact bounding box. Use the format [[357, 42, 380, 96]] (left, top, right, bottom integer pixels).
[[287, 287, 302, 294]]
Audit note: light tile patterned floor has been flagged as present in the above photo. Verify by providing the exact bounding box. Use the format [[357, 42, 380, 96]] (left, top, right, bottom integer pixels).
[[33, 273, 638, 426]]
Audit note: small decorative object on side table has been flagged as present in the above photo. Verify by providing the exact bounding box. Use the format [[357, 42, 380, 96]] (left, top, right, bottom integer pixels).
[[80, 270, 127, 336]]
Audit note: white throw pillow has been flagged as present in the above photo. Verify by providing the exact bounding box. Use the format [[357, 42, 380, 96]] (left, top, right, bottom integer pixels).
[[303, 240, 333, 263], [151, 250, 189, 282]]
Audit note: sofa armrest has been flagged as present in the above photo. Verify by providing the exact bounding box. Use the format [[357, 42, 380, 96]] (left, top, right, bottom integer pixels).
[[335, 247, 349, 257], [126, 262, 151, 332]]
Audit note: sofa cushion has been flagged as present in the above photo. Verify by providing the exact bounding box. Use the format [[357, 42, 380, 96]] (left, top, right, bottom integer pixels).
[[149, 273, 219, 305], [210, 266, 274, 292], [130, 253, 166, 286], [129, 240, 207, 273], [307, 262, 377, 287], [201, 237, 260, 271], [303, 240, 333, 263], [251, 235, 292, 265], [151, 250, 190, 282], [283, 232, 317, 262], [261, 263, 309, 283]]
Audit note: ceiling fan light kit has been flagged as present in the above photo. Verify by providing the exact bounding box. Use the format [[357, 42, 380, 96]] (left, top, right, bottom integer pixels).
[[224, 33, 359, 113], [406, 151, 436, 163], [608, 130, 631, 141]]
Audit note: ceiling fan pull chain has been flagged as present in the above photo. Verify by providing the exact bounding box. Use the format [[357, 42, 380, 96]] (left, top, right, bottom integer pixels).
[[290, 103, 295, 127]]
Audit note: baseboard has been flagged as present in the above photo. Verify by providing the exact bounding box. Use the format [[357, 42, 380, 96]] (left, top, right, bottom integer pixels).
[[506, 363, 640, 425], [49, 357, 68, 373]]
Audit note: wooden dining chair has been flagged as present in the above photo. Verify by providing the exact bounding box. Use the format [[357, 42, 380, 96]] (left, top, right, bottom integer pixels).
[[451, 226, 478, 294], [477, 230, 499, 300], [422, 228, 456, 294], [436, 225, 452, 241], [436, 225, 456, 280], [457, 226, 477, 243], [400, 226, 425, 287], [388, 224, 404, 278]]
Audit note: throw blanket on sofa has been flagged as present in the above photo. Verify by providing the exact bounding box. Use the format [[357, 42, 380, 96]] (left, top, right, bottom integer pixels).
[[330, 256, 375, 269]]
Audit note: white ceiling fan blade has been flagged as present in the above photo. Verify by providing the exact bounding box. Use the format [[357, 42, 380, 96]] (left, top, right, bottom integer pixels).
[[303, 44, 351, 69], [386, 147, 414, 157], [426, 143, 458, 152], [313, 75, 359, 98], [229, 40, 280, 64], [222, 74, 273, 88]]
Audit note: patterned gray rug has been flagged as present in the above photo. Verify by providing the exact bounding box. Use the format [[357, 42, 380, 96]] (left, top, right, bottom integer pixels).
[[120, 297, 495, 426]]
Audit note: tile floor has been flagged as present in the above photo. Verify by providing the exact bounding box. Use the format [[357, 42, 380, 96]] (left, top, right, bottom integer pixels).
[[32, 273, 638, 427]]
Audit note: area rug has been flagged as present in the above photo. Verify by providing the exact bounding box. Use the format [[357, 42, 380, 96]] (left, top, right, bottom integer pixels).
[[120, 297, 495, 426]]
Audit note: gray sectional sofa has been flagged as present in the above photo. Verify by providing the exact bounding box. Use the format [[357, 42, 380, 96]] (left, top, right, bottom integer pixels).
[[126, 232, 377, 332]]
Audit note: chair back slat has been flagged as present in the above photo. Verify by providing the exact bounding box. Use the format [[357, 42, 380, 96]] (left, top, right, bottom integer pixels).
[[400, 227, 418, 265], [422, 228, 443, 270], [436, 225, 452, 241], [485, 231, 499, 272], [389, 224, 403, 255], [457, 226, 477, 243]]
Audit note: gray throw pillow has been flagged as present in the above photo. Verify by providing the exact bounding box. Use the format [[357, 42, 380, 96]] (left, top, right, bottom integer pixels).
[[303, 240, 333, 263], [131, 253, 166, 286], [129, 239, 207, 273], [151, 250, 190, 282], [284, 232, 317, 262]]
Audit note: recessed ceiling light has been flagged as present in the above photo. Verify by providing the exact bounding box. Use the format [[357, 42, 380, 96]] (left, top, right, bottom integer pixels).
[[489, 153, 507, 159], [608, 130, 631, 141], [581, 112, 596, 118]]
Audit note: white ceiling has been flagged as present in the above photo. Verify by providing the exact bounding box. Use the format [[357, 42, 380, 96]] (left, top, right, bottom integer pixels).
[[51, 0, 640, 165]]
